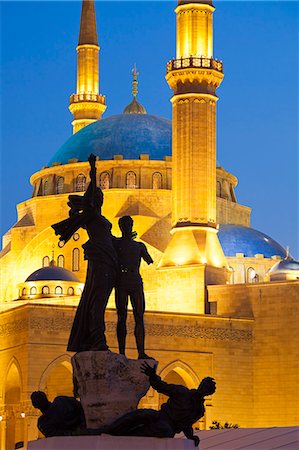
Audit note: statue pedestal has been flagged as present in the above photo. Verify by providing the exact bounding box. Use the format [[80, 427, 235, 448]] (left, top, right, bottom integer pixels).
[[28, 436, 193, 449], [72, 351, 157, 428]]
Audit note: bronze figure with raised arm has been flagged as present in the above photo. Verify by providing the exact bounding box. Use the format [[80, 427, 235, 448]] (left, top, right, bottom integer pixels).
[[101, 362, 216, 447], [52, 154, 118, 352]]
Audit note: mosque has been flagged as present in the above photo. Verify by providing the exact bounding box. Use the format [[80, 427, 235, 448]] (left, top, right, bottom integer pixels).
[[0, 0, 298, 448]]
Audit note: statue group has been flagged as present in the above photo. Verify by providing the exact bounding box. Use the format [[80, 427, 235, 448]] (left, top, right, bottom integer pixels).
[[32, 155, 216, 447]]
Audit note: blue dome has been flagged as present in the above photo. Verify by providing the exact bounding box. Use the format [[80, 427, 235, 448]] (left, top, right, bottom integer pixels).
[[218, 224, 287, 258], [26, 265, 79, 282], [49, 114, 172, 165], [269, 258, 299, 273]]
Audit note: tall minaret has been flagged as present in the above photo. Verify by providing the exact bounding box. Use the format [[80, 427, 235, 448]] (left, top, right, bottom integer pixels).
[[69, 0, 106, 134], [159, 0, 228, 282]]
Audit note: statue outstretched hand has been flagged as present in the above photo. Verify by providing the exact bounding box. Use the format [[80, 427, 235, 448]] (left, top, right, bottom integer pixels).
[[140, 361, 156, 377]]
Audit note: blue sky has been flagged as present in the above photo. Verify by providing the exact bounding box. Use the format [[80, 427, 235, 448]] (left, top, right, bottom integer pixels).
[[1, 1, 298, 257]]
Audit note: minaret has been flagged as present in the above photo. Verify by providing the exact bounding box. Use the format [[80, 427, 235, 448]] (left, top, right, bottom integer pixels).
[[69, 0, 106, 134], [159, 0, 228, 282]]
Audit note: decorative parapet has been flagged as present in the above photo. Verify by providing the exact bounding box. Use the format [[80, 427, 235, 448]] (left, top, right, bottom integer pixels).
[[166, 56, 223, 73], [70, 93, 106, 104]]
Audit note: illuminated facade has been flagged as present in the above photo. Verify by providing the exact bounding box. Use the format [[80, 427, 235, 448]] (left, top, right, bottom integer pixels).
[[0, 1, 298, 449]]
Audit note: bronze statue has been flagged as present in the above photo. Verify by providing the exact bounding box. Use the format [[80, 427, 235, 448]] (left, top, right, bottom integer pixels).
[[31, 391, 85, 437], [114, 216, 153, 358], [101, 362, 216, 447], [52, 154, 118, 352]]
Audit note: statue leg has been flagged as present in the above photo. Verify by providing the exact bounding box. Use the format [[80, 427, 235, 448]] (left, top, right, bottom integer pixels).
[[103, 409, 159, 436], [130, 285, 146, 358], [115, 288, 128, 355]]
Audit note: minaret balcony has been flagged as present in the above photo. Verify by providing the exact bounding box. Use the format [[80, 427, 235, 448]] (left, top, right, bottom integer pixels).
[[166, 56, 223, 74], [70, 93, 106, 104]]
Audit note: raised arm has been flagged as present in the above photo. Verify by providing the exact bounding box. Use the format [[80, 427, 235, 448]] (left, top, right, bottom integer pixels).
[[84, 153, 101, 208], [141, 362, 185, 397]]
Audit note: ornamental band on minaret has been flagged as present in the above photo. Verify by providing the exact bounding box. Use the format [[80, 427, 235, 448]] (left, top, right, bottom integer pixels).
[[159, 0, 228, 282], [69, 0, 106, 133]]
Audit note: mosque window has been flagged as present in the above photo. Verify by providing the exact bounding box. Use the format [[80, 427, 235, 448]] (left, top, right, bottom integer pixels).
[[216, 181, 222, 197], [42, 286, 50, 295], [76, 174, 86, 192], [56, 176, 64, 194], [126, 171, 137, 189], [152, 172, 162, 189], [30, 286, 37, 295], [42, 256, 50, 267], [100, 172, 110, 190], [55, 286, 63, 295], [57, 255, 64, 268], [67, 287, 74, 296], [247, 267, 257, 283], [43, 179, 49, 196], [22, 288, 26, 296], [72, 248, 80, 271]]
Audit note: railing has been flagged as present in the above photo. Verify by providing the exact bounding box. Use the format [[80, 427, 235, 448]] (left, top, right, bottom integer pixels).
[[166, 56, 223, 73], [70, 93, 106, 103]]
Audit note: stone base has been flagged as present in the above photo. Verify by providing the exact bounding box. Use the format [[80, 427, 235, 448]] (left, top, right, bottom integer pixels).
[[27, 436, 193, 449], [72, 351, 157, 428]]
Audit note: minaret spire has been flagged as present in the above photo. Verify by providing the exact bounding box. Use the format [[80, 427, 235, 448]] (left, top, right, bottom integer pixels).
[[69, 0, 106, 134], [123, 65, 147, 114], [159, 0, 228, 302], [78, 0, 98, 46]]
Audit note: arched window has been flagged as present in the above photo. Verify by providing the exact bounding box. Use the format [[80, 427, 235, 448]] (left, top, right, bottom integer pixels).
[[22, 288, 26, 296], [100, 172, 110, 190], [229, 266, 234, 284], [247, 267, 257, 283], [152, 172, 162, 189], [55, 286, 63, 295], [30, 286, 37, 295], [57, 254, 64, 268], [76, 174, 86, 192], [216, 181, 222, 197], [72, 248, 80, 271], [56, 176, 64, 194], [67, 287, 74, 296], [43, 179, 49, 196], [42, 256, 50, 267], [42, 286, 50, 295], [126, 171, 137, 189]]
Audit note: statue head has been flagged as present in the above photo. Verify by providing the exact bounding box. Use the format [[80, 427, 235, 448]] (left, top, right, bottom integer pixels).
[[118, 216, 134, 237], [197, 377, 216, 396], [31, 391, 51, 413]]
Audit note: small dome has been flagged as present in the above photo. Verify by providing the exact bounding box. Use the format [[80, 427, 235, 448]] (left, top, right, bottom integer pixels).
[[218, 224, 287, 258], [49, 114, 172, 165], [123, 97, 146, 114], [26, 265, 79, 282], [269, 258, 299, 274]]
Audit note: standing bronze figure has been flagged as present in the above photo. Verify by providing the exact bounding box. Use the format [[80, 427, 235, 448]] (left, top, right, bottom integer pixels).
[[114, 216, 153, 359], [52, 154, 118, 352]]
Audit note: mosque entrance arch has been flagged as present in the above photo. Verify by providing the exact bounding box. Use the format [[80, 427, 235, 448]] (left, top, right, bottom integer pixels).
[[158, 361, 209, 430], [39, 356, 73, 401], [4, 360, 24, 450]]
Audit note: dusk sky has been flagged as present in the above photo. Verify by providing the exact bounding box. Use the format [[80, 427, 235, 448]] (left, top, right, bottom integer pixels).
[[1, 1, 298, 257]]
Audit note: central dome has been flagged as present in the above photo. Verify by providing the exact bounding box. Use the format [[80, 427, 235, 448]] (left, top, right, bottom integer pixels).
[[49, 114, 172, 165]]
